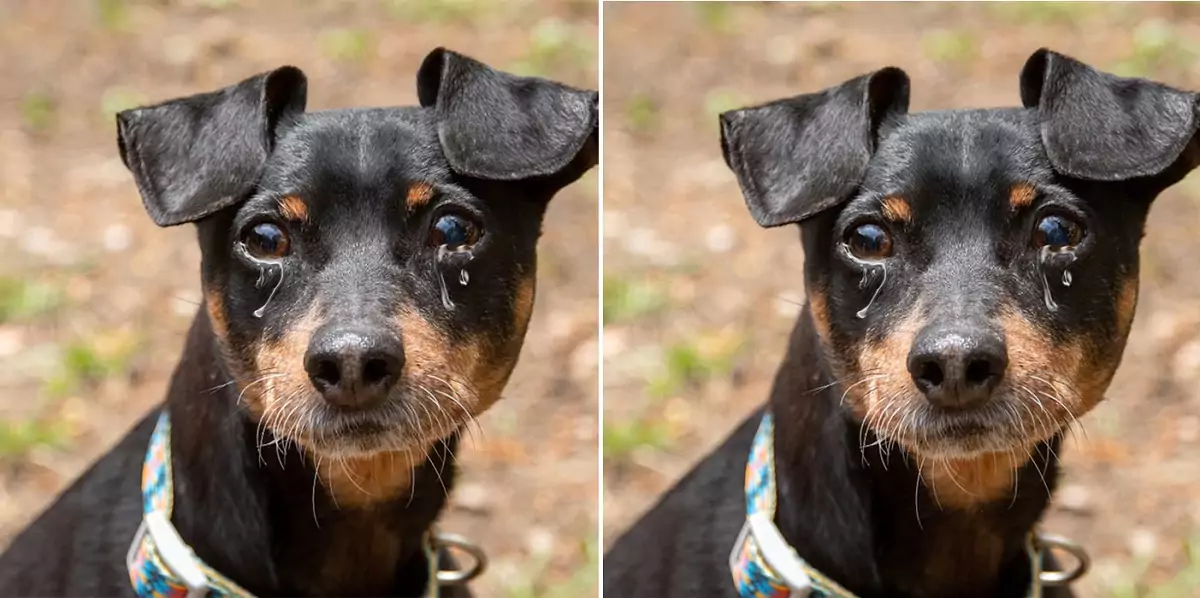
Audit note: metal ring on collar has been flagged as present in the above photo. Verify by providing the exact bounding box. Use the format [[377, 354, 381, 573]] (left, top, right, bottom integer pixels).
[[434, 532, 487, 586], [1035, 532, 1090, 586]]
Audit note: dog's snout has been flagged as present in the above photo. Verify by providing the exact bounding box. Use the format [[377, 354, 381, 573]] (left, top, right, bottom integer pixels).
[[305, 325, 404, 410], [907, 324, 1007, 409]]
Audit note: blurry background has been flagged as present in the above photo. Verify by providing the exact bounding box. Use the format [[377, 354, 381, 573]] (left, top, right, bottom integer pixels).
[[0, 1, 596, 596], [603, 3, 1200, 596]]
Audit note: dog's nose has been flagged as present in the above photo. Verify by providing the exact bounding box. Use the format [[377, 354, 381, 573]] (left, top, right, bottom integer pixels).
[[304, 326, 404, 410], [907, 324, 1007, 409]]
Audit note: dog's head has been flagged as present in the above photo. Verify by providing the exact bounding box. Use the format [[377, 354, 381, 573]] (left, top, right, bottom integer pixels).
[[117, 49, 596, 462], [721, 49, 1199, 461]]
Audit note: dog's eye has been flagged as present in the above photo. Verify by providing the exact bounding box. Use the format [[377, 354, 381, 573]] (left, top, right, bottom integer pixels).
[[845, 223, 893, 260], [1032, 215, 1084, 250], [430, 214, 481, 249], [242, 223, 290, 259]]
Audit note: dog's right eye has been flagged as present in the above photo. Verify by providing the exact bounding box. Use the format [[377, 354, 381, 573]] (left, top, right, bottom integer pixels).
[[242, 223, 290, 259], [845, 223, 893, 260]]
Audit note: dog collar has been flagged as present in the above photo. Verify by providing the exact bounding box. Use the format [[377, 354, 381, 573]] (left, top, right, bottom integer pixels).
[[729, 412, 1088, 598], [126, 412, 477, 598]]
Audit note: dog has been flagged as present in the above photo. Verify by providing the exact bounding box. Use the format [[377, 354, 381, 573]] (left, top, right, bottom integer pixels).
[[604, 48, 1200, 598], [0, 47, 596, 597]]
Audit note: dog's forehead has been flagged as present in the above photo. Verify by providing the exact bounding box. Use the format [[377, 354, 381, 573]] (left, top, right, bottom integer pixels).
[[862, 109, 1054, 203], [261, 107, 453, 195]]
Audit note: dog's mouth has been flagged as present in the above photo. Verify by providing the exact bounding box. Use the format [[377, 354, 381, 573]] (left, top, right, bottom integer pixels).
[[859, 381, 1085, 459], [251, 378, 479, 459]]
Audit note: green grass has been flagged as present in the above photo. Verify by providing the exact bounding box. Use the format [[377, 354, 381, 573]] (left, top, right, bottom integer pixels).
[[100, 86, 147, 118], [386, 0, 493, 23], [921, 29, 978, 65], [42, 332, 139, 399], [20, 92, 56, 134], [646, 334, 743, 399], [505, 535, 598, 598], [603, 418, 671, 461], [509, 18, 594, 77], [0, 419, 69, 459], [694, 3, 736, 34], [0, 277, 64, 323], [95, 0, 129, 31], [603, 275, 668, 324], [1112, 20, 1199, 78], [988, 2, 1106, 25], [624, 93, 659, 135], [1108, 534, 1200, 598], [318, 28, 375, 64], [703, 89, 747, 124]]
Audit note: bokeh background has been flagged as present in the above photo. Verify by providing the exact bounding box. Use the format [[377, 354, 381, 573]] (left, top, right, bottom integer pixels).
[[0, 1, 597, 596], [603, 3, 1200, 597]]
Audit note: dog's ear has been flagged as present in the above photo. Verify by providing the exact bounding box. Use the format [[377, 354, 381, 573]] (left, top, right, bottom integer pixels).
[[719, 68, 910, 227], [116, 67, 307, 227], [417, 47, 598, 182], [1021, 48, 1200, 182]]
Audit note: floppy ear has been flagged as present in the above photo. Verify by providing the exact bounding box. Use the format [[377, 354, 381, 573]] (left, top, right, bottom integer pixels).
[[416, 47, 598, 181], [116, 67, 307, 227], [719, 68, 910, 228], [1020, 48, 1200, 181]]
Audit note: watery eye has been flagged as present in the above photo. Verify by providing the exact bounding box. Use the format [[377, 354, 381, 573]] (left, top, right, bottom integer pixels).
[[1032, 214, 1084, 250], [430, 214, 481, 249], [242, 222, 290, 259], [845, 223, 893, 260]]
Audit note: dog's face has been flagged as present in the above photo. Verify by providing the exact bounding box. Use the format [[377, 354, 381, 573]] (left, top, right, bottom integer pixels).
[[117, 49, 596, 461], [722, 49, 1199, 461]]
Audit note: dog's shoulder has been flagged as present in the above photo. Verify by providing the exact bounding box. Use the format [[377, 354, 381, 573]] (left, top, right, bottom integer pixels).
[[0, 410, 157, 595]]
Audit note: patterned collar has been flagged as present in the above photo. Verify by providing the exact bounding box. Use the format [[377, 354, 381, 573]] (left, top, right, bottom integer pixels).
[[125, 412, 471, 598], [729, 412, 1087, 598]]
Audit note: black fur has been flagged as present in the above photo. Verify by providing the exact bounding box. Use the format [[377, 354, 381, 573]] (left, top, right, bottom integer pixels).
[[605, 49, 1200, 598]]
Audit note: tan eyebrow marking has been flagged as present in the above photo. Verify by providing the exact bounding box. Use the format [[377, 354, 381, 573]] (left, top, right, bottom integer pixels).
[[278, 195, 308, 222], [880, 196, 912, 223], [1009, 182, 1037, 211], [406, 182, 435, 210]]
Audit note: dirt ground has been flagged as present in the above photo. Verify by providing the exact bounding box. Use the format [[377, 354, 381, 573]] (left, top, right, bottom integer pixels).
[[0, 1, 597, 596], [603, 3, 1200, 597]]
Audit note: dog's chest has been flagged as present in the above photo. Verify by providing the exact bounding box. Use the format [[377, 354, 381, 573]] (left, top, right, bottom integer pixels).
[[278, 515, 407, 595]]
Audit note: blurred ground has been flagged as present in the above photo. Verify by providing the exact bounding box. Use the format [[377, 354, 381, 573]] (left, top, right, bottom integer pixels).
[[0, 1, 596, 596], [603, 3, 1200, 597]]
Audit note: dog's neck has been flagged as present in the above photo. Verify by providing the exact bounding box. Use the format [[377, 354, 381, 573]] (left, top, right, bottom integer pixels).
[[767, 307, 1058, 598], [161, 311, 456, 596]]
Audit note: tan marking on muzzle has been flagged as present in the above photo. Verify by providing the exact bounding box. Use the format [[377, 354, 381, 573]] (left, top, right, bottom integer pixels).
[[880, 196, 912, 223], [1008, 182, 1036, 211], [851, 303, 924, 422], [251, 305, 322, 420], [278, 195, 309, 223], [406, 182, 434, 211]]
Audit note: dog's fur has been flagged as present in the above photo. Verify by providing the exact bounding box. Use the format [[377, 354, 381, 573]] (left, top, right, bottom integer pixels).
[[0, 48, 596, 597], [604, 49, 1200, 598]]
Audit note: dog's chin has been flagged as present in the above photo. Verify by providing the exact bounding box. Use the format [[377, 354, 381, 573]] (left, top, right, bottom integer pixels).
[[869, 391, 1069, 460], [265, 393, 466, 459]]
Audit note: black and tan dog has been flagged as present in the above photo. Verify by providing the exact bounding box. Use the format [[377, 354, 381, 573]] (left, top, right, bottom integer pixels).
[[0, 48, 596, 597], [604, 49, 1199, 598]]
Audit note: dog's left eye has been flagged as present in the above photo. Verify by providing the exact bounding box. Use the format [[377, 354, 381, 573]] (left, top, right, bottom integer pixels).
[[845, 223, 893, 260], [1033, 215, 1084, 250], [429, 214, 481, 249], [242, 223, 290, 259]]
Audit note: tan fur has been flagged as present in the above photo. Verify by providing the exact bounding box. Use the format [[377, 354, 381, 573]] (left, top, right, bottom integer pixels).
[[406, 182, 434, 210], [279, 195, 309, 222], [807, 286, 832, 342], [252, 305, 323, 420], [880, 196, 912, 223], [204, 287, 228, 342], [922, 451, 1026, 508], [850, 303, 924, 422], [1115, 276, 1139, 338], [317, 450, 424, 508], [1008, 182, 1036, 211]]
